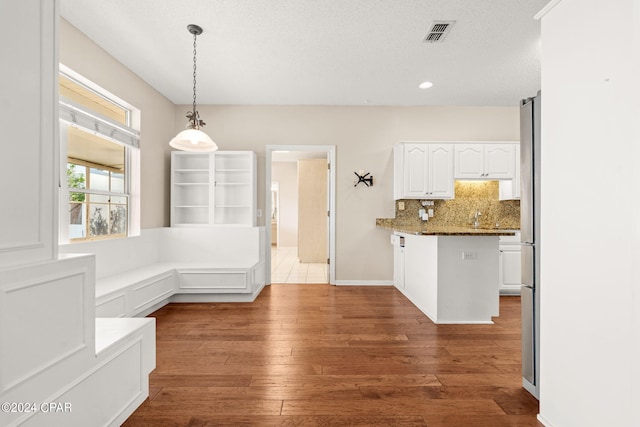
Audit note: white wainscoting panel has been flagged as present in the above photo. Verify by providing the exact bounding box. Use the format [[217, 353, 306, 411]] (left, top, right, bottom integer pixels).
[[0, 255, 96, 427], [131, 273, 175, 313], [0, 0, 58, 270], [21, 340, 147, 427], [96, 293, 127, 318], [2, 273, 87, 391]]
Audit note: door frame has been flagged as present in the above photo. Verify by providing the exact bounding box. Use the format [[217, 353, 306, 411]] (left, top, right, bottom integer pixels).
[[265, 145, 336, 285]]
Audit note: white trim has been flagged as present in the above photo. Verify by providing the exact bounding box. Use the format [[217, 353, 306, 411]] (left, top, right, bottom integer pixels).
[[59, 64, 139, 127], [59, 97, 140, 149], [128, 148, 141, 237], [334, 280, 393, 286], [57, 68, 142, 241], [534, 0, 563, 20], [537, 415, 553, 426], [265, 145, 336, 285]]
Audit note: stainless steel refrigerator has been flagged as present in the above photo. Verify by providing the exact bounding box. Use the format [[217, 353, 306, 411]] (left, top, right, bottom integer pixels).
[[520, 91, 540, 399]]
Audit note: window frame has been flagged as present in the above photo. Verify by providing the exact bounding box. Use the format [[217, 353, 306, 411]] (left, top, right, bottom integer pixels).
[[58, 65, 141, 244]]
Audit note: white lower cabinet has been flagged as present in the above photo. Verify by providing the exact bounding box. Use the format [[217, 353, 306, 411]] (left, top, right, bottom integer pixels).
[[397, 233, 500, 324], [391, 233, 405, 289], [499, 234, 522, 295]]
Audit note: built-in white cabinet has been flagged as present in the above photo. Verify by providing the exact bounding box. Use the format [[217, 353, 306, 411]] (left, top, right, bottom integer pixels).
[[499, 233, 522, 295], [455, 143, 516, 179], [171, 151, 257, 227], [394, 143, 454, 200]]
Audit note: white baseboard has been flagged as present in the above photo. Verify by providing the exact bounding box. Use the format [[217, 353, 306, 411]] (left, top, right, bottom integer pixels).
[[169, 282, 266, 303], [333, 280, 393, 286], [537, 414, 553, 427], [136, 299, 170, 317]]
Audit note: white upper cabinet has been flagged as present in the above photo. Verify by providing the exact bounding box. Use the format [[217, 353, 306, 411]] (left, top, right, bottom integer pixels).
[[455, 143, 516, 179], [499, 144, 521, 200], [395, 143, 454, 200]]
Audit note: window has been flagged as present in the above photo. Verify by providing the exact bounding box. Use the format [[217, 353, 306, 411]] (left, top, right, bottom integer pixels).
[[59, 65, 140, 242]]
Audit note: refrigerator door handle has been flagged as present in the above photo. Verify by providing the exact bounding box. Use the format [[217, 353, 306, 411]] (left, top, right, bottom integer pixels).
[[521, 244, 535, 288]]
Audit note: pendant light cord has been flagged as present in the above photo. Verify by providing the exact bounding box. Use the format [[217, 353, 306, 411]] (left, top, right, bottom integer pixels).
[[192, 30, 198, 126]]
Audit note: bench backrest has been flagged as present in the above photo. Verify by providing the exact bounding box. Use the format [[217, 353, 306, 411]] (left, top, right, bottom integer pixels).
[[59, 227, 263, 280]]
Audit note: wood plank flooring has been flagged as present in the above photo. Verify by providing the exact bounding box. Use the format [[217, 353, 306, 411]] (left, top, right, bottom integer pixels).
[[123, 285, 541, 426]]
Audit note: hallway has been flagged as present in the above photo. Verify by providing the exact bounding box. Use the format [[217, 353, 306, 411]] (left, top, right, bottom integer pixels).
[[271, 246, 328, 284]]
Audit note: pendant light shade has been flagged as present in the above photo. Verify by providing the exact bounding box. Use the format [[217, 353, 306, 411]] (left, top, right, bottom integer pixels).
[[170, 24, 218, 152], [169, 128, 217, 152]]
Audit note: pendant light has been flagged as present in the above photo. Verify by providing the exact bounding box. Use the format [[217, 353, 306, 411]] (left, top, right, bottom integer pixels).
[[169, 24, 218, 152]]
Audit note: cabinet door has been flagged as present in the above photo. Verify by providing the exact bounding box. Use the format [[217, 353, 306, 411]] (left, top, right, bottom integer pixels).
[[403, 144, 428, 197], [513, 144, 521, 198], [454, 144, 484, 178], [393, 245, 405, 289], [484, 144, 515, 179], [500, 246, 522, 294], [428, 144, 454, 199]]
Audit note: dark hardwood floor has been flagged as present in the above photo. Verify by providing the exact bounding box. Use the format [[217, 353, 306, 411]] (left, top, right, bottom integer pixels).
[[123, 284, 541, 426]]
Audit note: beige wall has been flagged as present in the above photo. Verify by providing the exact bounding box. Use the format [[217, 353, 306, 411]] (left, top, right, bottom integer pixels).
[[59, 19, 176, 228], [176, 105, 519, 282], [271, 162, 298, 247]]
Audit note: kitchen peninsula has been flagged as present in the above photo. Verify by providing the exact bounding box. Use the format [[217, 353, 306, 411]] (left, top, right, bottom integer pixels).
[[379, 221, 515, 324]]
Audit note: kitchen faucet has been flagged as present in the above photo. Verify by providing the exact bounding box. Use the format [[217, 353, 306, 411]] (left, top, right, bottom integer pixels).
[[473, 210, 481, 229]]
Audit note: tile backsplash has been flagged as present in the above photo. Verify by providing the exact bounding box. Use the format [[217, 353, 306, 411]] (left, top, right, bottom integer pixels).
[[393, 181, 520, 229]]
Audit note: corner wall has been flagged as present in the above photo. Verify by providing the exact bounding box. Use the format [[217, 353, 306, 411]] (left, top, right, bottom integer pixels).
[[538, 0, 639, 426]]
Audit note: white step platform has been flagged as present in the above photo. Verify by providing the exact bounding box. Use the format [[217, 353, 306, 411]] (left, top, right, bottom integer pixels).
[[0, 256, 155, 427]]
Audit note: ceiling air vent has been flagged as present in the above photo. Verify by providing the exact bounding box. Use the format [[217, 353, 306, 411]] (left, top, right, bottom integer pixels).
[[423, 20, 455, 43]]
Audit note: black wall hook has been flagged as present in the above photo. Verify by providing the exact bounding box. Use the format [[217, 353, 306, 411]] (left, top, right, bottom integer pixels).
[[354, 171, 373, 187]]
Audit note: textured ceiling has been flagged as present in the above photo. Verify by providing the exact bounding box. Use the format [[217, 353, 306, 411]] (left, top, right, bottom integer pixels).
[[60, 0, 547, 106]]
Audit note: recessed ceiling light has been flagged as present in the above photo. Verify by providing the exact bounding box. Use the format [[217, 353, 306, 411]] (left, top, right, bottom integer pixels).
[[419, 81, 434, 89]]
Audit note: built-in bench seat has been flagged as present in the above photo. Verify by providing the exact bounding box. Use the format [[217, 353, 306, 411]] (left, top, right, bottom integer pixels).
[[59, 227, 266, 318]]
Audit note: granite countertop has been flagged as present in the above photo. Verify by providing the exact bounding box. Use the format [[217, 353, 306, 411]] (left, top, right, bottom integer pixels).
[[376, 220, 517, 236]]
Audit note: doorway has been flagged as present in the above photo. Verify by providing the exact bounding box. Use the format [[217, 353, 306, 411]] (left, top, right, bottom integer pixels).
[[265, 145, 336, 285]]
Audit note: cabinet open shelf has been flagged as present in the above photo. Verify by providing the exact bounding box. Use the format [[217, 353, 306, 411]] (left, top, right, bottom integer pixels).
[[171, 151, 256, 227], [174, 183, 209, 186]]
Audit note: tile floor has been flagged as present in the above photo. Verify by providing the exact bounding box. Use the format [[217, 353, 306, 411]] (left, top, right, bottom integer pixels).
[[271, 246, 328, 284]]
